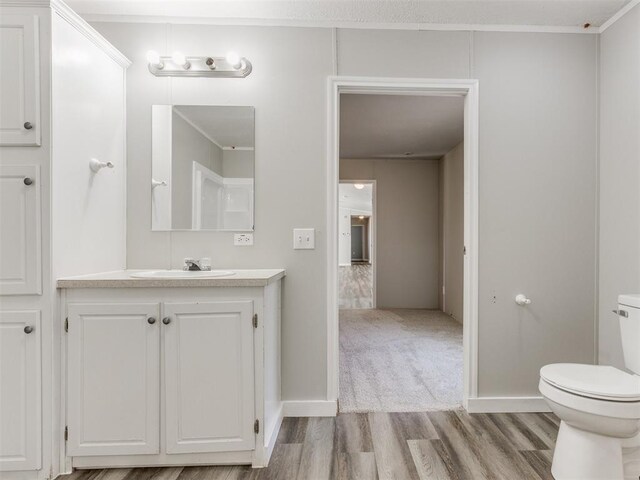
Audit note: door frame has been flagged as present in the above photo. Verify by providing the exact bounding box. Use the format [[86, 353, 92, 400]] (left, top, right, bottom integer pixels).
[[326, 76, 479, 410], [339, 179, 377, 308]]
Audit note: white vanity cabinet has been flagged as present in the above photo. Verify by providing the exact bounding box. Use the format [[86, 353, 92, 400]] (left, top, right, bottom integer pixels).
[[58, 270, 284, 469], [0, 13, 40, 146], [0, 311, 41, 471]]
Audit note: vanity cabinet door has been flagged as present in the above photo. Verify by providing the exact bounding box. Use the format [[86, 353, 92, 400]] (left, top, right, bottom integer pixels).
[[0, 310, 41, 471], [0, 14, 40, 146], [0, 166, 41, 295], [163, 301, 255, 454], [67, 303, 160, 456]]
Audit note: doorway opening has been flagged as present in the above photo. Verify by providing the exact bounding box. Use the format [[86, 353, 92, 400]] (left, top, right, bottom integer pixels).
[[339, 181, 376, 309], [327, 78, 479, 413]]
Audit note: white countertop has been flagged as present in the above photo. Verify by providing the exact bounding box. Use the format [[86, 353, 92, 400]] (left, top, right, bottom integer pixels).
[[57, 269, 286, 288]]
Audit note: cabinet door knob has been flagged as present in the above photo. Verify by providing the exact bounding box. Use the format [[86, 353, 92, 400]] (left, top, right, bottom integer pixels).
[[24, 122, 33, 130], [147, 317, 156, 325], [23, 177, 33, 186], [24, 325, 33, 334], [162, 317, 171, 325]]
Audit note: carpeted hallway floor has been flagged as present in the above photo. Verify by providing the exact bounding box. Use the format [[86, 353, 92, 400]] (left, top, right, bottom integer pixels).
[[339, 308, 463, 413]]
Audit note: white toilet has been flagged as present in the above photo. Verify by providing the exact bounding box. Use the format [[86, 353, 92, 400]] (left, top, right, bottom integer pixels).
[[539, 294, 640, 480]]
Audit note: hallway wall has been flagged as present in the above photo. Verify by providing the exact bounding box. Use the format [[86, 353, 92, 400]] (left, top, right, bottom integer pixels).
[[341, 158, 440, 308]]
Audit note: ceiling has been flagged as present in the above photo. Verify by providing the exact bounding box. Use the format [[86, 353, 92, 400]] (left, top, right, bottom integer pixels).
[[339, 183, 373, 212], [173, 105, 254, 149], [340, 94, 464, 160], [69, 0, 630, 28]]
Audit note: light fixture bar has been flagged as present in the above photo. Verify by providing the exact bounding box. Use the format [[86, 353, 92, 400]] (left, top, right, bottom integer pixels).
[[148, 55, 252, 78]]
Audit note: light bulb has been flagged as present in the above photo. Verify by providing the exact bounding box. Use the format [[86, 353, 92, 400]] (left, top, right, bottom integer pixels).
[[172, 51, 190, 69], [358, 215, 365, 220], [226, 51, 242, 69], [354, 183, 365, 190], [146, 50, 163, 68]]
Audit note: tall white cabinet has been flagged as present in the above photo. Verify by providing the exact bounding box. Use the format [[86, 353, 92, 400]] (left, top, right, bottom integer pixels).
[[0, 2, 129, 479]]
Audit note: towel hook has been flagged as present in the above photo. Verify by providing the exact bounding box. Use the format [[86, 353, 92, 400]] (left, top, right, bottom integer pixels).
[[90, 158, 114, 173]]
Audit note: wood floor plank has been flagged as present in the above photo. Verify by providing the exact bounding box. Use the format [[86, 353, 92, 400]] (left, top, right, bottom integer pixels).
[[456, 412, 544, 480], [177, 466, 233, 480], [257, 444, 303, 480], [337, 452, 378, 480], [515, 414, 558, 447], [427, 411, 488, 480], [486, 413, 549, 451], [391, 412, 439, 441], [276, 417, 309, 444], [519, 450, 554, 480], [369, 412, 420, 480], [408, 440, 456, 480], [296, 418, 336, 480], [335, 413, 374, 453]]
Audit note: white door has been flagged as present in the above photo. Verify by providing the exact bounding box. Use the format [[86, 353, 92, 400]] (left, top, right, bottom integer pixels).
[[0, 14, 40, 146], [0, 166, 41, 295], [339, 207, 351, 266], [67, 303, 160, 456], [163, 301, 255, 454], [0, 310, 41, 471]]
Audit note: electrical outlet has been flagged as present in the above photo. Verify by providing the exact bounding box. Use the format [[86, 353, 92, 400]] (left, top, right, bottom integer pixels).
[[293, 228, 315, 250], [234, 233, 254, 246]]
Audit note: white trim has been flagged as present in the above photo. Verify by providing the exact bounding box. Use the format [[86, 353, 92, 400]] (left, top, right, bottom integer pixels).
[[599, 0, 640, 32], [282, 400, 338, 417], [50, 0, 131, 68], [223, 146, 254, 151], [264, 405, 283, 466], [327, 76, 480, 411], [73, 13, 600, 34], [467, 397, 552, 414]]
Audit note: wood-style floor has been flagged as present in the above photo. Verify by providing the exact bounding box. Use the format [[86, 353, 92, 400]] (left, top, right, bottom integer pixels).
[[61, 411, 559, 480]]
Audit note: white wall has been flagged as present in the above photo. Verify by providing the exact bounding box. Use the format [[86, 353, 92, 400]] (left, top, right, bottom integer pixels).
[[223, 149, 254, 178], [340, 158, 440, 308], [92, 22, 598, 401], [51, 14, 127, 279], [440, 142, 464, 324], [598, 4, 640, 369]]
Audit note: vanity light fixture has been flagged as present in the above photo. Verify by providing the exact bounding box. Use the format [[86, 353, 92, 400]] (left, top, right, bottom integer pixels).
[[354, 183, 365, 190], [171, 51, 190, 70], [146, 50, 252, 78]]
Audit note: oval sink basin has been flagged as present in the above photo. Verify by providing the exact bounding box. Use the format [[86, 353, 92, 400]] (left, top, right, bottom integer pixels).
[[129, 270, 235, 279]]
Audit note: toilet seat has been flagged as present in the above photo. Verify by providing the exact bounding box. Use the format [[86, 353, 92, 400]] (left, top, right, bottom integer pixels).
[[540, 363, 640, 402]]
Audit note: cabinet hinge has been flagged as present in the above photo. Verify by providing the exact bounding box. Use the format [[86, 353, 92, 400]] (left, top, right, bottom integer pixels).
[[252, 314, 258, 329], [254, 419, 260, 434], [65, 318, 68, 333], [64, 426, 68, 441], [463, 245, 467, 255]]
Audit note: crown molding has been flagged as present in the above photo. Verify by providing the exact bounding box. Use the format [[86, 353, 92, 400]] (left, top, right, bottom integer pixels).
[[0, 0, 131, 67], [79, 13, 600, 35], [599, 0, 639, 32]]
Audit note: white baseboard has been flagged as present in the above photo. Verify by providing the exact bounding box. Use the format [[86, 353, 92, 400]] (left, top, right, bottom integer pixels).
[[282, 400, 338, 417], [466, 396, 551, 413]]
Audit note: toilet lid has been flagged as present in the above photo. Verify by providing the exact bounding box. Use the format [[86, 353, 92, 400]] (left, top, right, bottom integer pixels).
[[540, 364, 640, 401]]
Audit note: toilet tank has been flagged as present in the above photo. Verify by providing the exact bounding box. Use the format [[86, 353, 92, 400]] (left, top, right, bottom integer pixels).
[[619, 294, 640, 374]]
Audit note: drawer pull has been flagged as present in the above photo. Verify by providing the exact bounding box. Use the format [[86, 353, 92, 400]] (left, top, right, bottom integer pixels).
[[162, 317, 171, 325], [147, 317, 156, 325]]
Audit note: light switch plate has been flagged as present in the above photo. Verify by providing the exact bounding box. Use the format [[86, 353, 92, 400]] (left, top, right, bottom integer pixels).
[[293, 228, 315, 250], [234, 233, 254, 246]]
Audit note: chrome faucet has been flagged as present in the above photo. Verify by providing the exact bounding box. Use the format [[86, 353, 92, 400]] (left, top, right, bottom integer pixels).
[[183, 257, 212, 271]]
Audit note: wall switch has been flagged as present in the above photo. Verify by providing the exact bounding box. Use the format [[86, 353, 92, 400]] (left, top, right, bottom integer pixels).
[[293, 228, 315, 250], [234, 233, 254, 246]]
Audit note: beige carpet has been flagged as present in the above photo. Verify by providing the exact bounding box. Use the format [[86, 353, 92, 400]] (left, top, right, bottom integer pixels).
[[339, 264, 373, 309], [339, 308, 463, 413]]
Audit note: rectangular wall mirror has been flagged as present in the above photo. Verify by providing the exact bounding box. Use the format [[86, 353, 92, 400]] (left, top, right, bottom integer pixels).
[[151, 105, 255, 231]]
